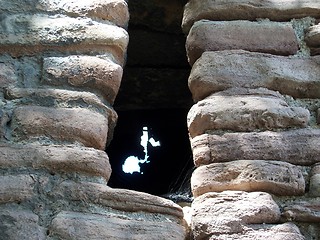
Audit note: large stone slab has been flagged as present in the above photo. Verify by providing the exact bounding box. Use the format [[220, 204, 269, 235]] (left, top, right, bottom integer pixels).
[[0, 14, 128, 65], [43, 56, 123, 104], [0, 209, 46, 240], [0, 0, 129, 28], [191, 191, 282, 239], [188, 50, 320, 101], [186, 20, 298, 65], [191, 128, 320, 166], [49, 211, 186, 240], [53, 180, 183, 218], [182, 0, 320, 33], [191, 160, 305, 197], [187, 90, 309, 138], [282, 198, 320, 222], [12, 106, 110, 150], [0, 175, 35, 204], [0, 144, 111, 180]]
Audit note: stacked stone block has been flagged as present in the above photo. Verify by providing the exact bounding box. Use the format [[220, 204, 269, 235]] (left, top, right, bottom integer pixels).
[[0, 1, 186, 239], [183, 0, 320, 239]]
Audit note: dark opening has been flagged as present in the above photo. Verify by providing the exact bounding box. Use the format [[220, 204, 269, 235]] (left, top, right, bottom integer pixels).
[[107, 109, 193, 197]]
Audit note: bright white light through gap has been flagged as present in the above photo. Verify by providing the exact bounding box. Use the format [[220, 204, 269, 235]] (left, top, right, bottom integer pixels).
[[122, 126, 160, 174]]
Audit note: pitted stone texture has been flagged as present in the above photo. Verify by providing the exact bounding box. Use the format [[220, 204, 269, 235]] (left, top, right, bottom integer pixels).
[[0, 14, 128, 64], [191, 191, 281, 239], [49, 211, 186, 240], [182, 0, 320, 33], [188, 50, 320, 102], [282, 198, 320, 222], [191, 129, 320, 167], [187, 91, 309, 138], [0, 62, 17, 89], [1, 0, 129, 28], [191, 160, 305, 197], [0, 144, 111, 180], [203, 223, 304, 240], [0, 175, 35, 204], [53, 180, 183, 218], [186, 20, 298, 65], [0, 209, 46, 240], [310, 164, 320, 197], [43, 56, 123, 104], [12, 106, 110, 150]]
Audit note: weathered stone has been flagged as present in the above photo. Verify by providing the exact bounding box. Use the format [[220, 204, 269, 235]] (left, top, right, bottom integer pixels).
[[187, 91, 309, 138], [0, 62, 17, 89], [43, 56, 123, 104], [53, 180, 183, 218], [317, 108, 320, 124], [204, 223, 304, 240], [188, 50, 320, 102], [305, 23, 320, 47], [182, 0, 320, 33], [309, 164, 320, 197], [0, 14, 128, 65], [0, 144, 111, 180], [186, 20, 298, 65], [191, 160, 305, 197], [12, 106, 110, 150], [191, 128, 320, 166], [50, 211, 186, 240], [0, 209, 46, 240], [0, 175, 35, 203], [282, 198, 320, 222]]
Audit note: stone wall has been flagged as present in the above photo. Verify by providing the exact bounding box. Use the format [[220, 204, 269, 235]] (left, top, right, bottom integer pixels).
[[183, 0, 320, 239], [0, 1, 186, 239]]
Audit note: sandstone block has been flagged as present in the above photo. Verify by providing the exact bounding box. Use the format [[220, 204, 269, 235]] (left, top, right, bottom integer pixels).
[[0, 144, 111, 180], [0, 14, 128, 65], [182, 0, 320, 33], [0, 175, 35, 204], [186, 20, 298, 65], [188, 50, 320, 101], [12, 106, 110, 150], [191, 160, 305, 197], [191, 128, 320, 166], [309, 164, 320, 197], [282, 198, 320, 222], [53, 180, 183, 218], [0, 209, 46, 240], [50, 211, 186, 240], [200, 223, 304, 240], [187, 91, 309, 138], [43, 56, 123, 104]]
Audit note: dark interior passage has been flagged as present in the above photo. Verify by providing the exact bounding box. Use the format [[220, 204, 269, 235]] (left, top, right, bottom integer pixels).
[[107, 109, 193, 196]]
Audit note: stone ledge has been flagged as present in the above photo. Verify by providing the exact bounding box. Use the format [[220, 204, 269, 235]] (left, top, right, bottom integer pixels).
[[182, 0, 320, 34], [188, 50, 320, 102], [12, 106, 110, 150], [187, 90, 309, 138], [281, 198, 320, 222], [0, 144, 111, 180], [43, 55, 123, 105], [186, 20, 298, 65], [191, 160, 305, 197], [191, 128, 320, 167]]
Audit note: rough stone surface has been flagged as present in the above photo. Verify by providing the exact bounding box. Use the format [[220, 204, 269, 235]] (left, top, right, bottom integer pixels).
[[0, 0, 129, 28], [188, 50, 320, 102], [282, 198, 320, 222], [0, 208, 46, 240], [318, 108, 320, 124], [310, 164, 320, 196], [0, 144, 112, 180], [186, 20, 298, 65], [49, 211, 186, 240], [191, 128, 320, 166], [182, 0, 320, 33], [305, 23, 320, 47], [0, 14, 128, 65], [0, 175, 35, 204], [12, 106, 110, 150], [0, 62, 17, 89], [187, 91, 309, 138], [43, 56, 123, 104], [191, 160, 305, 197]]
